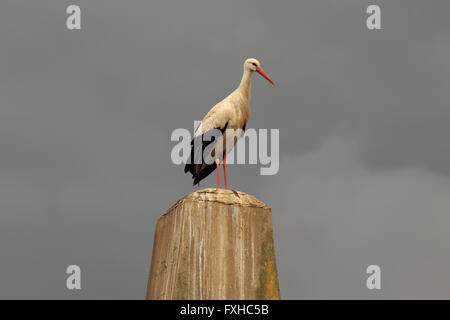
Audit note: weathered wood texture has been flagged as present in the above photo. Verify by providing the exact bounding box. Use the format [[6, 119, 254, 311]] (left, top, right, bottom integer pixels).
[[146, 188, 280, 300]]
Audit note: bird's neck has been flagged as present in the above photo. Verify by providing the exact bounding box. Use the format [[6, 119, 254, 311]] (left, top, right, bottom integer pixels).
[[238, 69, 252, 100]]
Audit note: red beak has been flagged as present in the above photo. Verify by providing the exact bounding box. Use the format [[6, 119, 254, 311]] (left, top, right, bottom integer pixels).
[[255, 67, 276, 86]]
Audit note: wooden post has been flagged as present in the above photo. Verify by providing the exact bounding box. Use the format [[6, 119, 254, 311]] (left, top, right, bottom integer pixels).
[[146, 188, 280, 300]]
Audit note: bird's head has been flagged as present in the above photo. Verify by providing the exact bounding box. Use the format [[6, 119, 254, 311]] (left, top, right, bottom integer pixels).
[[244, 58, 276, 86]]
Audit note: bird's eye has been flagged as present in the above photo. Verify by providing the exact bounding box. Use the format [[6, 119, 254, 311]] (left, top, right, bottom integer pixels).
[[251, 62, 257, 67]]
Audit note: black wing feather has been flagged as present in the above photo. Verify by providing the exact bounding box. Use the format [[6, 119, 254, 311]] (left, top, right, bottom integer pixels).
[[184, 121, 229, 185]]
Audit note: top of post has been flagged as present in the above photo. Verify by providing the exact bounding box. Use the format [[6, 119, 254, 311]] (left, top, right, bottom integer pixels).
[[165, 188, 270, 216]]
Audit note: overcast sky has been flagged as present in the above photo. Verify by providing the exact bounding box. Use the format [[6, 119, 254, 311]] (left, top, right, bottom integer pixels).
[[1, 0, 450, 299]]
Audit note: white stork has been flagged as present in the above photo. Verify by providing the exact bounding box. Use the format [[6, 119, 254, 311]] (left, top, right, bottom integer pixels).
[[184, 58, 275, 189]]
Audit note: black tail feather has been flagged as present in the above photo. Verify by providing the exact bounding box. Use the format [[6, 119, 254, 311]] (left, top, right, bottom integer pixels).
[[192, 163, 217, 186]]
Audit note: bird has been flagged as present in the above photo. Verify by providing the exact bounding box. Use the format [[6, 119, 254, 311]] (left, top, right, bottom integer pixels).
[[184, 58, 275, 189]]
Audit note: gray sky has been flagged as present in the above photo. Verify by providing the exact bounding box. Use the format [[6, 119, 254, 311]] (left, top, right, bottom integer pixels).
[[1, 0, 450, 299]]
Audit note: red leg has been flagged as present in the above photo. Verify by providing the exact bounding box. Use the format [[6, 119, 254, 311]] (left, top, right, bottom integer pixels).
[[215, 158, 220, 189], [223, 152, 228, 190]]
